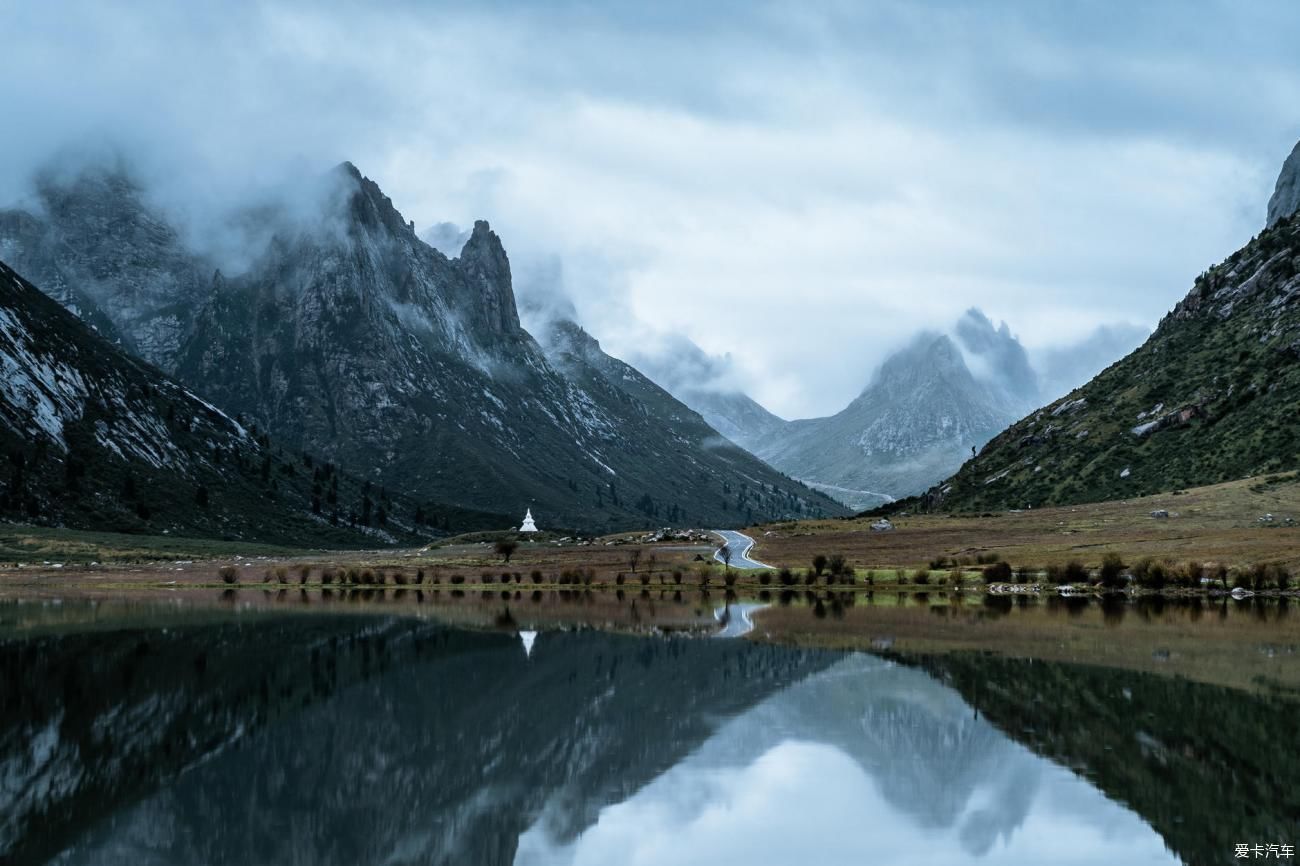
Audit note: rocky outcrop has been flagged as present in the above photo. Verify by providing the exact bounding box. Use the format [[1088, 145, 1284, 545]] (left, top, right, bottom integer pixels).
[[1267, 139, 1300, 227]]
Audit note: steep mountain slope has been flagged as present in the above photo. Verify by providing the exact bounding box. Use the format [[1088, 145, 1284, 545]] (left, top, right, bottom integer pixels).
[[625, 335, 790, 454], [920, 211, 1300, 512], [2, 162, 841, 530], [0, 259, 480, 542], [540, 319, 826, 524], [753, 332, 1022, 508], [681, 388, 789, 454]]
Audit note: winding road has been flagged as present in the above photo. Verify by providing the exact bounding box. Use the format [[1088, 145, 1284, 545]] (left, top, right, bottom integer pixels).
[[712, 529, 771, 569]]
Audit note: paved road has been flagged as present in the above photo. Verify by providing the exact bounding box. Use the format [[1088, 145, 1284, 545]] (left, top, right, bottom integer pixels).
[[713, 529, 771, 569]]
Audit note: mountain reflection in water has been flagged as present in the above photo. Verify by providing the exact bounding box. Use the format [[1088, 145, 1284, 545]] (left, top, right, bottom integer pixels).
[[2, 608, 1291, 865]]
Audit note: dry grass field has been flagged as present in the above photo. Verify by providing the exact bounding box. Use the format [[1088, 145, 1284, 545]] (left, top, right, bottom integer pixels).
[[748, 472, 1300, 573]]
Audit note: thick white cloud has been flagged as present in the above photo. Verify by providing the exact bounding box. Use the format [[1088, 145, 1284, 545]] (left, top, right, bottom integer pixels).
[[3, 0, 1298, 416]]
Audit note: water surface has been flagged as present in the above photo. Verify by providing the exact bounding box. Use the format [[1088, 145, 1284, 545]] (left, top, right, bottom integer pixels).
[[2, 601, 1295, 865]]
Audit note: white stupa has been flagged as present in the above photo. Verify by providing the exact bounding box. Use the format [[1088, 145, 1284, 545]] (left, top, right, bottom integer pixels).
[[519, 508, 538, 533]]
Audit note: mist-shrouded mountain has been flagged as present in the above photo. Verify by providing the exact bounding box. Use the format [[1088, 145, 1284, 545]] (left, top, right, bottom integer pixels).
[[0, 164, 211, 369], [0, 161, 843, 531], [916, 157, 1300, 512], [752, 330, 1027, 509], [626, 335, 789, 455], [0, 259, 462, 543], [640, 310, 1146, 510]]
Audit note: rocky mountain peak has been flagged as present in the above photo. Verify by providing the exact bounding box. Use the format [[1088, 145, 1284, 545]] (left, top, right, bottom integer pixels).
[[333, 161, 416, 239], [454, 219, 521, 335], [1267, 139, 1300, 228]]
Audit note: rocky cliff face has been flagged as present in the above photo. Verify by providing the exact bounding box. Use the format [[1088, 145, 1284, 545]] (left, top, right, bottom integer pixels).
[[0, 162, 842, 530], [1267, 139, 1300, 228]]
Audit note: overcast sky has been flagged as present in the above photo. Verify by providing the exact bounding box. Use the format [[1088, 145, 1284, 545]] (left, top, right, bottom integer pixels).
[[4, 0, 1300, 417]]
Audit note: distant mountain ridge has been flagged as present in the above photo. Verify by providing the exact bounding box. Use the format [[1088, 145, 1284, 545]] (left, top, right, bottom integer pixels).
[[641, 309, 1069, 510], [0, 161, 843, 531]]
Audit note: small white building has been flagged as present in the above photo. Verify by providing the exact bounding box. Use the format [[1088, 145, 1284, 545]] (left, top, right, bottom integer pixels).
[[519, 508, 538, 533]]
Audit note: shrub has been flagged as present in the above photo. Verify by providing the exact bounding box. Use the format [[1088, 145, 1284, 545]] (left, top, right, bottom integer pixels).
[[778, 567, 796, 586], [1064, 561, 1089, 584], [1013, 565, 1036, 583], [393, 571, 409, 585], [450, 574, 465, 585], [1135, 560, 1167, 590], [812, 554, 828, 576], [219, 566, 238, 585], [981, 561, 1012, 583], [672, 570, 683, 585], [297, 564, 311, 585], [321, 568, 335, 585], [929, 556, 951, 570], [495, 539, 519, 562], [274, 566, 289, 584], [828, 554, 846, 577], [913, 569, 931, 585], [1098, 553, 1126, 589], [976, 552, 1000, 565], [759, 571, 772, 585], [531, 570, 544, 584]]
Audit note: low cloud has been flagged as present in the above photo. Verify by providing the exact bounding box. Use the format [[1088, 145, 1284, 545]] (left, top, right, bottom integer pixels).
[[2, 0, 1297, 415]]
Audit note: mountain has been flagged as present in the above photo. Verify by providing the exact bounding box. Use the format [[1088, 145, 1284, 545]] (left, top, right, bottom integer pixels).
[[632, 313, 1042, 510], [0, 162, 843, 530], [751, 332, 1024, 509], [916, 207, 1300, 512], [0, 164, 210, 368], [952, 307, 1040, 407], [0, 259, 480, 542]]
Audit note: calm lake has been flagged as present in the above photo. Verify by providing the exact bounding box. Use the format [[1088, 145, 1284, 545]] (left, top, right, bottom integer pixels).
[[2, 598, 1296, 865]]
